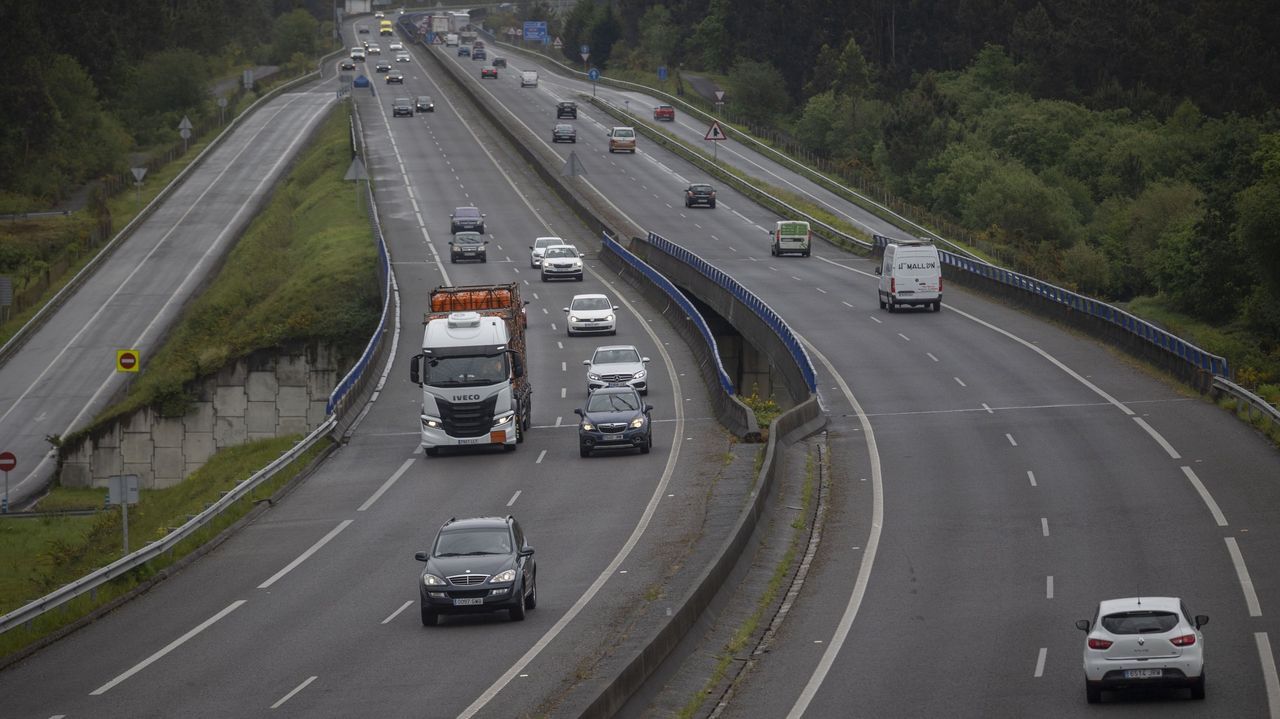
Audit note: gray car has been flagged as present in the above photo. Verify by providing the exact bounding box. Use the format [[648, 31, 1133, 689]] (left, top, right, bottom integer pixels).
[[552, 123, 577, 143], [583, 344, 650, 395]]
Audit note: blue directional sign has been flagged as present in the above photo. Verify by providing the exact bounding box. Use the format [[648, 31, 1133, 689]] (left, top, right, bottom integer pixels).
[[588, 68, 600, 81], [658, 66, 668, 81], [523, 21, 547, 42], [580, 44, 590, 55]]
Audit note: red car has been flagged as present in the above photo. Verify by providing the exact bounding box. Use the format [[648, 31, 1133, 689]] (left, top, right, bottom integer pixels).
[[653, 104, 675, 121], [481, 67, 498, 79]]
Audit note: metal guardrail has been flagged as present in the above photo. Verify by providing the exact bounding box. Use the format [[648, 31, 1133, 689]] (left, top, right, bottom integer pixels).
[[0, 418, 334, 635], [602, 234, 734, 395], [644, 231, 817, 392], [1213, 376, 1280, 425]]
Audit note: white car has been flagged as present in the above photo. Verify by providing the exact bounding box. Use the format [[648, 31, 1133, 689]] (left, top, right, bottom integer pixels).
[[564, 294, 618, 336], [1076, 597, 1208, 703], [540, 245, 583, 282], [389, 42, 404, 51], [367, 44, 381, 55], [396, 52, 411, 62], [529, 236, 564, 268], [584, 345, 649, 394]]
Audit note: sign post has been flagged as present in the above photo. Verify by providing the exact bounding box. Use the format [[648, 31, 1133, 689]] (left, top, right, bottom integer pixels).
[[131, 167, 147, 209], [705, 121, 727, 163], [580, 44, 590, 72], [587, 67, 600, 96], [0, 451, 15, 514], [178, 116, 193, 154], [108, 474, 139, 555]]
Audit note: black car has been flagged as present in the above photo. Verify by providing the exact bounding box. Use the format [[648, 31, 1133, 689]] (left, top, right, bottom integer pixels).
[[385, 70, 404, 84], [492, 57, 507, 68], [552, 123, 577, 143], [415, 516, 537, 625], [684, 183, 716, 208], [375, 61, 392, 73], [392, 97, 413, 117], [340, 59, 356, 71], [449, 232, 488, 262], [575, 387, 653, 456], [450, 206, 485, 234], [415, 95, 435, 112], [556, 101, 577, 119]]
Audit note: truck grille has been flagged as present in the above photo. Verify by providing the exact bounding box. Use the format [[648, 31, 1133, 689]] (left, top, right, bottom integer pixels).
[[438, 395, 497, 437]]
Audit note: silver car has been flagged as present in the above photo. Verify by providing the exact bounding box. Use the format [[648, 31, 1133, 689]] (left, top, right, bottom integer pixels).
[[529, 236, 563, 268], [583, 345, 650, 394]]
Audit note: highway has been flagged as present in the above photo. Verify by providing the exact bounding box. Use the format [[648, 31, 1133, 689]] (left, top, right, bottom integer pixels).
[[433, 37, 1280, 717], [0, 22, 737, 718]]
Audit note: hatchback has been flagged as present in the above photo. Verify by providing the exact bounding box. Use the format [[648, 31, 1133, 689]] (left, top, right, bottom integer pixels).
[[684, 183, 716, 208], [1076, 597, 1208, 703], [653, 104, 675, 121], [529, 236, 564, 268], [564, 294, 618, 336]]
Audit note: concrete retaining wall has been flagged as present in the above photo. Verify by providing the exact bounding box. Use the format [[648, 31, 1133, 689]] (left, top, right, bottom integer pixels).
[[58, 343, 341, 489]]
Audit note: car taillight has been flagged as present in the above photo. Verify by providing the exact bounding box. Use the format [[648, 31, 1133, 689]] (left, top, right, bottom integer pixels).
[[937, 277, 942, 292], [1170, 634, 1196, 647], [890, 277, 896, 294], [1088, 638, 1113, 650]]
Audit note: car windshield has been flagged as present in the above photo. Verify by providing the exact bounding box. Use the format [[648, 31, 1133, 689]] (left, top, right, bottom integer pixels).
[[434, 526, 512, 556], [614, 129, 634, 138], [454, 207, 479, 218], [690, 184, 712, 192], [1100, 611, 1180, 634], [535, 238, 561, 249], [417, 96, 431, 103], [454, 234, 483, 245], [556, 124, 573, 132], [423, 354, 508, 387], [587, 392, 640, 412], [545, 247, 577, 259], [594, 348, 640, 364], [572, 297, 610, 311]]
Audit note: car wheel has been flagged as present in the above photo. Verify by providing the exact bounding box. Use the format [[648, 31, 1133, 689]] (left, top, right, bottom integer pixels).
[[424, 446, 439, 457], [640, 437, 650, 454], [1190, 673, 1206, 700], [878, 296, 887, 310], [541, 272, 549, 282], [509, 584, 527, 621], [610, 329, 617, 336], [526, 572, 537, 609], [710, 201, 716, 208], [887, 301, 897, 313], [770, 245, 777, 257], [580, 446, 591, 458], [421, 603, 438, 626], [481, 256, 487, 263], [503, 442, 516, 452], [450, 257, 456, 263], [933, 300, 942, 312], [576, 274, 584, 281], [567, 328, 575, 337], [1085, 683, 1101, 704]]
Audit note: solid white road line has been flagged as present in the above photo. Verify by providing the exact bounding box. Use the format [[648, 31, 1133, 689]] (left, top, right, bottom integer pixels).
[[357, 458, 415, 512], [270, 676, 317, 709], [1225, 537, 1263, 616], [257, 520, 353, 589], [1180, 466, 1228, 526], [1132, 417, 1181, 459], [507, 490, 522, 507], [1034, 648, 1047, 678], [381, 600, 413, 625], [1256, 633, 1280, 719], [90, 600, 247, 695]]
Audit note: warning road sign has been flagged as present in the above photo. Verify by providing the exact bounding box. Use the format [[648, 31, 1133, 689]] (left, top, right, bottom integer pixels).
[[704, 121, 727, 141], [117, 349, 140, 372]]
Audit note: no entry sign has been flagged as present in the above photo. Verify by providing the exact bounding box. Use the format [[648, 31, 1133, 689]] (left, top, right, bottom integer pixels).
[[0, 451, 15, 472], [117, 349, 140, 372]]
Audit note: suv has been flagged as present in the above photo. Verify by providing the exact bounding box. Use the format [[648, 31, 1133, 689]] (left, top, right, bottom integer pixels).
[[473, 48, 487, 60], [552, 124, 577, 143], [583, 345, 650, 394], [607, 127, 636, 153], [1076, 597, 1208, 703], [575, 387, 653, 457], [684, 183, 716, 208], [556, 101, 577, 119], [529, 236, 564, 268], [415, 96, 435, 112], [564, 293, 618, 336], [653, 104, 675, 121], [450, 206, 485, 234], [449, 232, 488, 263], [414, 516, 537, 625], [392, 97, 413, 117], [492, 57, 507, 68], [540, 245, 583, 282], [458, 45, 470, 57]]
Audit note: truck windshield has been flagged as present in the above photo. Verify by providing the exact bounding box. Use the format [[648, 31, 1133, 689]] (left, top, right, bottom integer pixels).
[[424, 354, 508, 386]]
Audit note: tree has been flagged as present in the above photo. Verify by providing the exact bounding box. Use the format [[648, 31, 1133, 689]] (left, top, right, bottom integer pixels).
[[726, 60, 790, 127], [1233, 134, 1280, 296], [588, 4, 623, 69], [273, 9, 319, 64], [637, 5, 679, 69], [689, 0, 733, 74]]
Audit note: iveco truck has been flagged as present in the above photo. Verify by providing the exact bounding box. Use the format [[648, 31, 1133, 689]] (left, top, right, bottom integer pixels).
[[409, 284, 531, 456]]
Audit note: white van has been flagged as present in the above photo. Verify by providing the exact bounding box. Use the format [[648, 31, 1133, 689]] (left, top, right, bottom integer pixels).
[[520, 71, 538, 87], [445, 33, 459, 46], [350, 47, 366, 61], [876, 240, 942, 312], [770, 220, 811, 257]]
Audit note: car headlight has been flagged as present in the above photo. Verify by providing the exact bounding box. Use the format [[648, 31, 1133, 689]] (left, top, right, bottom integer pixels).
[[422, 573, 446, 586], [569, 315, 580, 322], [491, 569, 516, 583], [422, 415, 441, 429], [605, 314, 614, 322], [634, 369, 647, 380], [588, 372, 601, 381], [492, 411, 514, 428], [581, 421, 594, 431], [630, 416, 646, 428]]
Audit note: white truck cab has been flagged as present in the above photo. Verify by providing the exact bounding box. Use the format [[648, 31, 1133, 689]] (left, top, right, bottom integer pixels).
[[876, 239, 942, 312]]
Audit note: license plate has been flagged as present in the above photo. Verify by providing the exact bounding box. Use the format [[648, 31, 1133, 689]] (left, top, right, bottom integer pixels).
[[452, 597, 484, 606], [1124, 669, 1163, 679], [458, 438, 480, 445]]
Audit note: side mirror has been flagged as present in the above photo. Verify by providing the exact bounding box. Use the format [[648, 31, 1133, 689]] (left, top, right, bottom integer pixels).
[[582, 359, 591, 366], [1075, 620, 1090, 632], [529, 245, 534, 250], [563, 307, 570, 313], [644, 404, 653, 412], [519, 547, 535, 557], [1195, 615, 1209, 629], [642, 357, 650, 363], [612, 305, 619, 310], [510, 352, 525, 378], [448, 240, 454, 245], [874, 266, 882, 275], [573, 408, 583, 416], [414, 551, 429, 562], [409, 353, 423, 384]]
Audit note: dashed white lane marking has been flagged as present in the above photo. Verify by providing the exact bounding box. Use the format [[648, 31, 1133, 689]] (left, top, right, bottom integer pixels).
[[1041, 518, 1049, 536], [953, 377, 966, 387], [791, 276, 802, 281], [1027, 470, 1037, 487], [841, 301, 852, 308], [507, 490, 522, 507], [981, 403, 993, 413], [816, 287, 827, 294], [897, 333, 910, 341], [560, 387, 566, 399], [1046, 575, 1054, 599], [1007, 433, 1018, 446], [270, 675, 318, 709], [556, 341, 563, 349], [1226, 538, 1262, 616], [1255, 633, 1280, 719], [555, 416, 562, 427], [1132, 417, 1181, 459], [926, 352, 939, 362], [560, 361, 566, 371], [357, 458, 415, 512], [536, 450, 547, 464], [258, 520, 353, 589], [1181, 466, 1228, 526], [381, 600, 413, 625], [869, 317, 882, 324], [1034, 648, 1047, 678], [90, 600, 247, 695]]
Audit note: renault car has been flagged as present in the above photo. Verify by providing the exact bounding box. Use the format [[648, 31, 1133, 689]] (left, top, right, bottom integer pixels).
[[1076, 597, 1208, 703]]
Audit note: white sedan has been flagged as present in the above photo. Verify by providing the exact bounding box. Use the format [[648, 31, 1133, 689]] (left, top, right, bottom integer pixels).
[[529, 236, 564, 268], [1076, 597, 1208, 703], [564, 294, 619, 336]]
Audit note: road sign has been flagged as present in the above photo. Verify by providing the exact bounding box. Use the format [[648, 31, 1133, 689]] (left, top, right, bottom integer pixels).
[[553, 36, 563, 49], [0, 451, 15, 472], [715, 90, 725, 101], [116, 349, 140, 372], [705, 121, 727, 141], [523, 21, 547, 42], [108, 474, 139, 506], [658, 66, 667, 81], [178, 116, 193, 130], [561, 150, 587, 178], [580, 44, 590, 55], [580, 52, 590, 63], [588, 68, 600, 81]]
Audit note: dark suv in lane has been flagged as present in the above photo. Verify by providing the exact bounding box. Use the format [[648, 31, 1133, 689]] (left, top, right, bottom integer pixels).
[[575, 386, 653, 457], [450, 206, 485, 234], [556, 101, 577, 119], [415, 516, 537, 625]]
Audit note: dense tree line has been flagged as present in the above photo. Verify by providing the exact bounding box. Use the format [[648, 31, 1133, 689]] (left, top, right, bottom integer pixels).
[[0, 0, 330, 207]]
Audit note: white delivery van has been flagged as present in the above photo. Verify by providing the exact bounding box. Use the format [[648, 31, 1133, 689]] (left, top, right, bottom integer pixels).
[[520, 71, 538, 87], [445, 33, 459, 46], [770, 220, 811, 257], [876, 239, 942, 312]]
